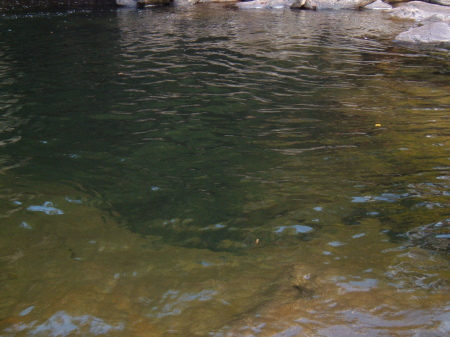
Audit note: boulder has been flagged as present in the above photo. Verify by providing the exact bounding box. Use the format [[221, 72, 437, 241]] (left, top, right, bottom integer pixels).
[[394, 21, 450, 46], [388, 1, 450, 22]]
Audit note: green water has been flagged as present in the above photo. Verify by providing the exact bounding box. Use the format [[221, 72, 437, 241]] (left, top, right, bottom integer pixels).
[[0, 6, 449, 336]]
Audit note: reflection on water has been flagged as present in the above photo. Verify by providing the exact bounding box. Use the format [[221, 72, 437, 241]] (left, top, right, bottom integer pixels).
[[0, 5, 449, 337]]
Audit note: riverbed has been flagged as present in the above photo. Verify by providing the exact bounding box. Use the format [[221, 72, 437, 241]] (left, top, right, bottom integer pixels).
[[0, 5, 449, 336]]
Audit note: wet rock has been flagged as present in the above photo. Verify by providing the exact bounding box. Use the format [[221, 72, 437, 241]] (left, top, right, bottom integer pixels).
[[407, 219, 450, 252], [388, 1, 450, 23], [286, 266, 318, 298], [394, 21, 450, 47]]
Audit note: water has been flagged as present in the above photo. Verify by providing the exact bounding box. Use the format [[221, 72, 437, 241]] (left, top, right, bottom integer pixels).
[[1, 5, 449, 336]]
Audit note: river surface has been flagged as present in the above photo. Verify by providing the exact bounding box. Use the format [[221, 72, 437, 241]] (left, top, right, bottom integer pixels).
[[0, 5, 449, 336]]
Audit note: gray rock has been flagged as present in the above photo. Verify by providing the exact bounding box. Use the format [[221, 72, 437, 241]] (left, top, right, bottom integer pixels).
[[394, 21, 450, 46], [388, 1, 450, 23]]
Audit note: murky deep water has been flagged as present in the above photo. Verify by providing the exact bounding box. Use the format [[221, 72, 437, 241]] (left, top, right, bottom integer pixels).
[[0, 5, 449, 336]]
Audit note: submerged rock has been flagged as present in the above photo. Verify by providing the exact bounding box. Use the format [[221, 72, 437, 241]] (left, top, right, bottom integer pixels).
[[283, 265, 319, 298], [407, 219, 450, 252]]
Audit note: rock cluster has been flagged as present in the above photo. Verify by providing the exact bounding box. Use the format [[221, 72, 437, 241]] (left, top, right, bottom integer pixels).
[[231, 0, 450, 48], [168, 0, 450, 49], [2, 0, 449, 49]]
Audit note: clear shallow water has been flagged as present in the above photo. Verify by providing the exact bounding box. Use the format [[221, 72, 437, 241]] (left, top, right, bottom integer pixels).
[[0, 5, 449, 337]]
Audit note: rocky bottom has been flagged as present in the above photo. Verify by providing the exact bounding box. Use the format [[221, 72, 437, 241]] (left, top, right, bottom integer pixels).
[[0, 180, 448, 336]]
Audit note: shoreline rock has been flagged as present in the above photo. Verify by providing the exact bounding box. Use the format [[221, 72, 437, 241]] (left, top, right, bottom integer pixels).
[[388, 1, 450, 23], [394, 21, 450, 47], [388, 1, 450, 48], [2, 0, 450, 50]]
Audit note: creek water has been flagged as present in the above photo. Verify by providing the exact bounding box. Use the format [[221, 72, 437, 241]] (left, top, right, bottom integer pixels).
[[0, 5, 449, 336]]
